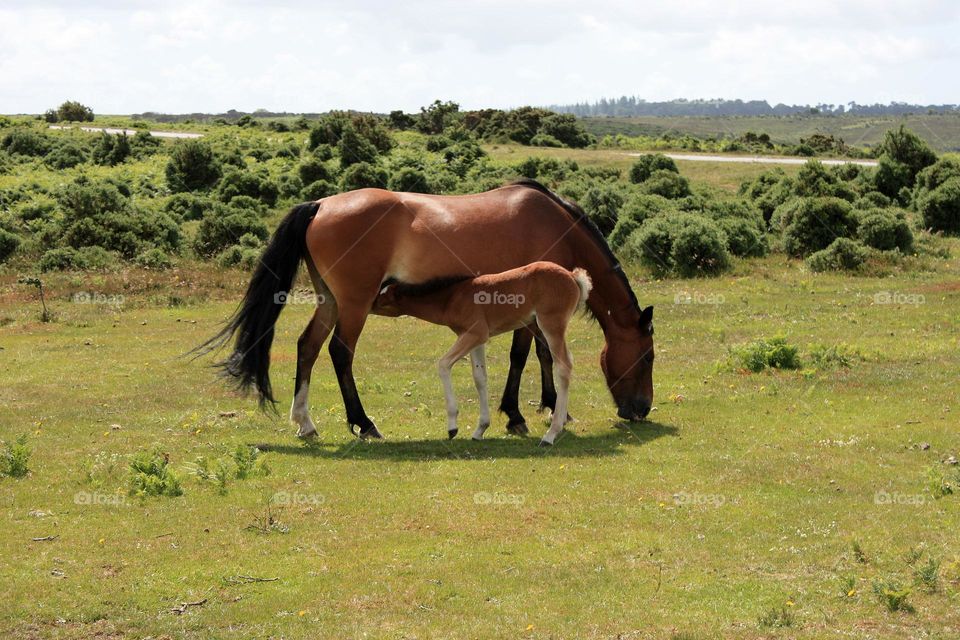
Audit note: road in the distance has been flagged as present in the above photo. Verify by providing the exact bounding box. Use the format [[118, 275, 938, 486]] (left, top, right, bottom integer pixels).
[[632, 152, 878, 167], [49, 125, 203, 139]]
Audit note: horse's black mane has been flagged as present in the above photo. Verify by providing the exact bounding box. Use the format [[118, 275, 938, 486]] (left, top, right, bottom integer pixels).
[[509, 178, 641, 315]]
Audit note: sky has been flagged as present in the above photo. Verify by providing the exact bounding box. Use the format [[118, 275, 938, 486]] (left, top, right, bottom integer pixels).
[[1, 0, 958, 115]]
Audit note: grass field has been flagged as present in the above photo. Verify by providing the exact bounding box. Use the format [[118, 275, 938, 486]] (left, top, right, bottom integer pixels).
[[577, 114, 960, 153], [2, 231, 959, 638]]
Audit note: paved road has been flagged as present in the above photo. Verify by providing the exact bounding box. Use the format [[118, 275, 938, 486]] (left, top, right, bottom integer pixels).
[[49, 125, 203, 139], [629, 152, 878, 167]]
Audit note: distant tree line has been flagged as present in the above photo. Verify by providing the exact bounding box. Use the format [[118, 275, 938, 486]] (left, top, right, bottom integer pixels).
[[549, 97, 960, 118]]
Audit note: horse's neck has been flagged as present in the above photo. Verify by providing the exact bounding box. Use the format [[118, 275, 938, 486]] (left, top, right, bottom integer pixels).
[[573, 233, 640, 331]]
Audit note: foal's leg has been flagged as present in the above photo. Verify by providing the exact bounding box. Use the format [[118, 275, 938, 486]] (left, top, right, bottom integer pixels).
[[537, 322, 573, 447], [498, 328, 533, 436], [469, 344, 491, 441], [438, 331, 487, 439], [290, 280, 337, 437]]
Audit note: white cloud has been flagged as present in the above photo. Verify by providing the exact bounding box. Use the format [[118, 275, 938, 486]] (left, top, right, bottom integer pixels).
[[0, 0, 957, 114]]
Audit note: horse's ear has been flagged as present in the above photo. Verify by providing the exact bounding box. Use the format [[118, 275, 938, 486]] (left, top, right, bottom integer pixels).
[[639, 305, 654, 333]]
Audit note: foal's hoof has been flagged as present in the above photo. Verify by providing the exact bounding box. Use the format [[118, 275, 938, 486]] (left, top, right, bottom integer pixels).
[[505, 420, 529, 436], [538, 438, 553, 447], [297, 428, 318, 439], [448, 428, 458, 440]]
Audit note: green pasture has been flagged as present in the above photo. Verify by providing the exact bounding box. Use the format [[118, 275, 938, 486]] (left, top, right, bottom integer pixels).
[[2, 245, 959, 638]]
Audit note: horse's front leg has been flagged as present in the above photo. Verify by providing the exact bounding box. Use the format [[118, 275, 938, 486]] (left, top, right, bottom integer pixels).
[[328, 302, 382, 439], [498, 328, 533, 436]]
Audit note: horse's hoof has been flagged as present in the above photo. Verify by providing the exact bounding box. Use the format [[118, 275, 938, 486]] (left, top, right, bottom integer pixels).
[[506, 421, 529, 436], [538, 438, 553, 447], [350, 424, 384, 440], [448, 428, 458, 440], [297, 429, 318, 439]]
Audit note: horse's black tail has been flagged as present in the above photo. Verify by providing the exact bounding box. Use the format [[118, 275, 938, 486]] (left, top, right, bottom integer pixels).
[[194, 201, 320, 407]]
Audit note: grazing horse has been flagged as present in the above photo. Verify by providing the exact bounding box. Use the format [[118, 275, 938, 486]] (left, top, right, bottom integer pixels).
[[374, 262, 592, 445], [201, 179, 654, 439]]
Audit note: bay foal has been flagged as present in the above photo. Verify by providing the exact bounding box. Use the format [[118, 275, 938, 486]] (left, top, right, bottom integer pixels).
[[375, 261, 592, 446]]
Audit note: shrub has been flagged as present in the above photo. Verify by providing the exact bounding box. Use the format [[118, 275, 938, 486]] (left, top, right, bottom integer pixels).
[[166, 140, 222, 192], [298, 157, 333, 185], [129, 131, 161, 159], [730, 337, 802, 372], [913, 157, 960, 195], [2, 128, 51, 157], [91, 132, 131, 166], [529, 133, 563, 148], [217, 245, 261, 269], [607, 194, 673, 250], [0, 228, 21, 263], [193, 204, 268, 257], [877, 125, 936, 182], [916, 177, 960, 234], [670, 216, 732, 276], [300, 179, 337, 201], [57, 181, 181, 258], [441, 140, 485, 177], [772, 197, 858, 257], [579, 185, 623, 236], [0, 435, 30, 478], [217, 168, 279, 206], [39, 247, 83, 271], [425, 135, 452, 152], [538, 113, 593, 148], [135, 248, 174, 270], [340, 162, 388, 191], [640, 170, 692, 199], [74, 246, 119, 270], [717, 217, 768, 257], [872, 579, 913, 613], [45, 140, 89, 169], [874, 155, 914, 200], [855, 191, 892, 210], [806, 238, 868, 272], [624, 213, 731, 277], [129, 449, 183, 498], [56, 100, 94, 122], [338, 123, 379, 167], [629, 154, 678, 183], [164, 193, 210, 222], [388, 167, 432, 193], [857, 209, 913, 252]]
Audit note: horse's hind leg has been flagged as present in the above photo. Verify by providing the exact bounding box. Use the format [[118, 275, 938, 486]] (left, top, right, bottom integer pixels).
[[290, 285, 337, 437], [533, 325, 573, 423], [328, 301, 382, 439], [469, 344, 490, 441], [498, 328, 533, 436]]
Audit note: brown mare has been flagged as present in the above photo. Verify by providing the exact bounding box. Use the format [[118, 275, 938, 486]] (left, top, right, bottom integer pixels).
[[374, 262, 593, 445], [202, 179, 654, 439]]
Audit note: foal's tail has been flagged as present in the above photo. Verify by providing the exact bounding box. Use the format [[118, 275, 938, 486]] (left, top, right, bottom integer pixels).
[[572, 268, 593, 307], [193, 201, 320, 407]]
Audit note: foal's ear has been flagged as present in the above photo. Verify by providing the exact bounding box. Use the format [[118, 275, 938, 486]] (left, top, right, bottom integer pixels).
[[639, 305, 654, 333]]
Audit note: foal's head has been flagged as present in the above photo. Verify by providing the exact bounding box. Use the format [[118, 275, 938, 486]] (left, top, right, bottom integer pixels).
[[601, 305, 654, 421]]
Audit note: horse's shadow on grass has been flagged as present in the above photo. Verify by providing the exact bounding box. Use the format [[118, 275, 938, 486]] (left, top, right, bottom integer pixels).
[[254, 419, 677, 461]]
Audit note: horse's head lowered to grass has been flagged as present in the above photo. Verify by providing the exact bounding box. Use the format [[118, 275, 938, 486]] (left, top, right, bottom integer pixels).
[[601, 304, 654, 421]]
